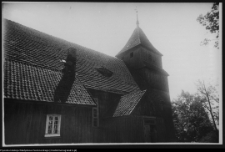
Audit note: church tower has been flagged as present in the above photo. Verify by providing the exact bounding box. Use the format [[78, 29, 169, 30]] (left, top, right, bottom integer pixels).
[[116, 15, 176, 142], [116, 18, 169, 92]]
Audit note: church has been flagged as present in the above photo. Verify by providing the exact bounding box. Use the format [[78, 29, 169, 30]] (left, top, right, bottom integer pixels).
[[3, 17, 176, 144]]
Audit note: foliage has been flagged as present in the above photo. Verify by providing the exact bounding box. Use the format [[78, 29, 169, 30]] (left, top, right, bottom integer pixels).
[[197, 3, 219, 49], [199, 130, 219, 143], [196, 80, 219, 131], [172, 91, 214, 142]]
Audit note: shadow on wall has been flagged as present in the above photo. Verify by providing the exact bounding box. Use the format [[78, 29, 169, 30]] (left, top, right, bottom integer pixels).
[[54, 48, 77, 103]]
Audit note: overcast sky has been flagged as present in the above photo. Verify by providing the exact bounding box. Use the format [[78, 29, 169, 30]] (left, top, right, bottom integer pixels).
[[2, 2, 221, 100]]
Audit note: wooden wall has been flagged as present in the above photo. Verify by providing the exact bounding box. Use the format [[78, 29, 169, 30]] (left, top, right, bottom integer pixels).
[[4, 99, 95, 144], [139, 46, 162, 68], [4, 99, 173, 144], [97, 116, 167, 143], [99, 116, 145, 143], [143, 69, 169, 92], [118, 46, 140, 69], [87, 89, 122, 119], [116, 42, 176, 142], [119, 46, 162, 70]]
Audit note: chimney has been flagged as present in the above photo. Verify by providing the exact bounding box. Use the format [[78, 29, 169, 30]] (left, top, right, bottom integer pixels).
[[54, 47, 77, 103], [62, 47, 77, 74]]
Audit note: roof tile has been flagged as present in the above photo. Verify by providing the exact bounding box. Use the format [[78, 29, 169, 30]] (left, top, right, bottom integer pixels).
[[4, 19, 139, 94], [113, 90, 146, 117], [116, 26, 163, 57], [4, 60, 95, 105]]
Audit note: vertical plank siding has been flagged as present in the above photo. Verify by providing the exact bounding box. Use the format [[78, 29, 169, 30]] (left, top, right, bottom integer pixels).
[[4, 99, 94, 144], [100, 116, 145, 143], [4, 90, 172, 144]]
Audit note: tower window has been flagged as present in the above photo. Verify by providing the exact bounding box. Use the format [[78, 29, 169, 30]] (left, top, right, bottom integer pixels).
[[130, 52, 134, 58]]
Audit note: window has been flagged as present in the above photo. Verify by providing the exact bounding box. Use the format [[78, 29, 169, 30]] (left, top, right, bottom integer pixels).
[[45, 114, 61, 137], [92, 98, 99, 127], [130, 52, 133, 58]]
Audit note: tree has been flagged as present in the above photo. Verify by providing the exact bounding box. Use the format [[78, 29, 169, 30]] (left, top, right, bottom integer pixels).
[[172, 91, 214, 142], [196, 80, 219, 132], [197, 3, 219, 49]]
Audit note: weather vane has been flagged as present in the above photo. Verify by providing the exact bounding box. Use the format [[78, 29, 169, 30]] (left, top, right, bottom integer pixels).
[[135, 7, 139, 26]]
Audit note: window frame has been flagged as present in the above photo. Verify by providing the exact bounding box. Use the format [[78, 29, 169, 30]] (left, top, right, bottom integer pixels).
[[44, 114, 61, 137]]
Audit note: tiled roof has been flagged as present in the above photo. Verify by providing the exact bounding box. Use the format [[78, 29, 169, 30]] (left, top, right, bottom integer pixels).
[[113, 90, 146, 117], [3, 19, 140, 96], [116, 26, 163, 57], [4, 60, 95, 105]]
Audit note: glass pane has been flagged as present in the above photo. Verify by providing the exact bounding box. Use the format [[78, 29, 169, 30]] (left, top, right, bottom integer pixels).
[[54, 125, 58, 134], [49, 120, 53, 126], [53, 117, 59, 134], [47, 116, 54, 134], [48, 125, 52, 134], [49, 116, 53, 121]]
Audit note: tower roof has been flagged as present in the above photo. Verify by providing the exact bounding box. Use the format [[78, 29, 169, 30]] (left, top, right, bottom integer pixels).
[[116, 26, 163, 57]]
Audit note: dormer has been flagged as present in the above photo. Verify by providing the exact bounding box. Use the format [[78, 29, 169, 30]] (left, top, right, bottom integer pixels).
[[96, 66, 113, 77]]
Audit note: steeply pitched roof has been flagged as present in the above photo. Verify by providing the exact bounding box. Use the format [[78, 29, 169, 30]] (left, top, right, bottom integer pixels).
[[116, 26, 163, 57], [4, 60, 95, 105], [3, 19, 140, 99], [113, 90, 146, 117]]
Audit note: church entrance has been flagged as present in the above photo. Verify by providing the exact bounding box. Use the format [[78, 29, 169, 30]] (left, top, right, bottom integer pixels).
[[143, 118, 157, 142]]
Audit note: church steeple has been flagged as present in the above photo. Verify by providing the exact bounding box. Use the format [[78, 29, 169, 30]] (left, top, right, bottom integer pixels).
[[115, 8, 163, 58], [116, 21, 163, 58], [115, 13, 167, 75]]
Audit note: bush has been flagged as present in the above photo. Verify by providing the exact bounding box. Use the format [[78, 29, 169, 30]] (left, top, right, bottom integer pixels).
[[199, 130, 219, 143]]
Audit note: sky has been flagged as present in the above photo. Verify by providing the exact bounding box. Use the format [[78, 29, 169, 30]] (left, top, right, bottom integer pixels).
[[2, 2, 221, 100]]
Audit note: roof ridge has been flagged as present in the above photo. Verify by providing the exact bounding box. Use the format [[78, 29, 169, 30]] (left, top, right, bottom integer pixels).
[[122, 89, 146, 97], [4, 18, 119, 61]]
